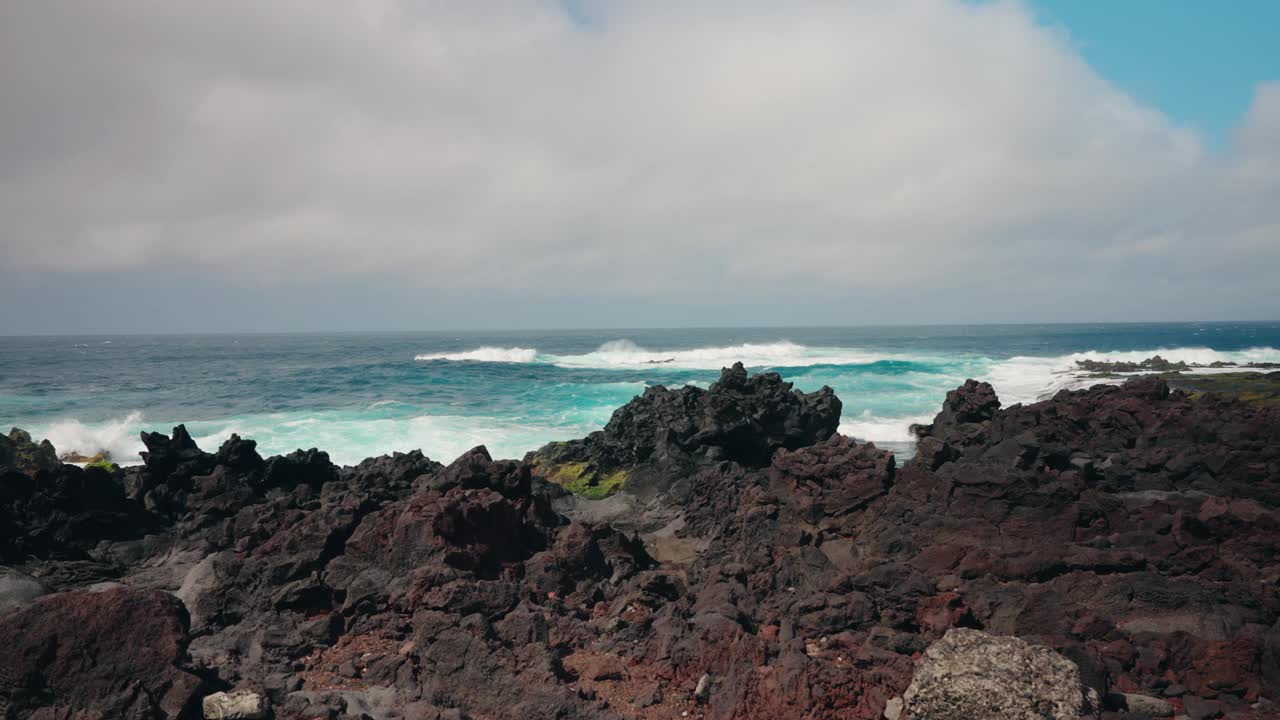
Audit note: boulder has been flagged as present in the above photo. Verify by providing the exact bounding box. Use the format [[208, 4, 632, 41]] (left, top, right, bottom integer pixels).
[[140, 423, 212, 478], [0, 566, 48, 610], [2, 427, 60, 473], [911, 379, 999, 442], [0, 587, 203, 718], [0, 460, 155, 562], [903, 628, 1085, 720], [203, 689, 268, 719], [1121, 692, 1174, 716]]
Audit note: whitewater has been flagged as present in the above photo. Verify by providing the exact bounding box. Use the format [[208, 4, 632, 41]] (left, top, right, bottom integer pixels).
[[4, 323, 1278, 467]]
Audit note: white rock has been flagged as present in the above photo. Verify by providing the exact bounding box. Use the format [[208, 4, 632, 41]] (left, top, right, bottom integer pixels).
[[0, 567, 48, 611], [694, 672, 712, 703], [202, 690, 267, 720], [884, 695, 904, 720], [903, 628, 1084, 720], [1123, 693, 1174, 717]]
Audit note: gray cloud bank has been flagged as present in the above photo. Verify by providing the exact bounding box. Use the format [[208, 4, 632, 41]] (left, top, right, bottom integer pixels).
[[1, 1, 1278, 330]]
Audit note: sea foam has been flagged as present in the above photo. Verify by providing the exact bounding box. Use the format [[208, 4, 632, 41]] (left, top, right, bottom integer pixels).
[[414, 347, 539, 363], [28, 344, 1280, 470], [416, 339, 894, 370], [986, 346, 1280, 405], [36, 411, 147, 464]]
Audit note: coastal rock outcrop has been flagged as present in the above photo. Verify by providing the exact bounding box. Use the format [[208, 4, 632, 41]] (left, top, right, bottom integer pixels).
[[0, 368, 1277, 719], [0, 428, 59, 475], [528, 361, 841, 496], [1076, 355, 1191, 373]]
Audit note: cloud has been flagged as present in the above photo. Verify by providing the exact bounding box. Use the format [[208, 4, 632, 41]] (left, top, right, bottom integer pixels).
[[0, 0, 1276, 319]]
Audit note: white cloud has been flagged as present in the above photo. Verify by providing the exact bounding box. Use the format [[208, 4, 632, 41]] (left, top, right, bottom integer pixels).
[[0, 0, 1276, 313]]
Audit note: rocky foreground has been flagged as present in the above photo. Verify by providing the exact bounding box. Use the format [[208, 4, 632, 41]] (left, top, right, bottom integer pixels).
[[1, 364, 1278, 719]]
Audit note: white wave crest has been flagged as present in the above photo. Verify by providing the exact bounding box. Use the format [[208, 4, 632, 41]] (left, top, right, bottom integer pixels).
[[547, 340, 891, 369], [414, 346, 539, 363], [412, 340, 898, 370], [987, 346, 1280, 405], [839, 411, 935, 444], [177, 411, 605, 467], [37, 411, 147, 464]]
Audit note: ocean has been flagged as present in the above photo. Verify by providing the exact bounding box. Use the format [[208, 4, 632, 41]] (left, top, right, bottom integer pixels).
[[3, 322, 1278, 466]]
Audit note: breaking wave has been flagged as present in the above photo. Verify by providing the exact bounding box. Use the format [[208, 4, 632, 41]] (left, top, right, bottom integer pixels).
[[24, 342, 1280, 470], [417, 340, 896, 370], [414, 346, 540, 363], [36, 411, 148, 464], [986, 346, 1280, 405]]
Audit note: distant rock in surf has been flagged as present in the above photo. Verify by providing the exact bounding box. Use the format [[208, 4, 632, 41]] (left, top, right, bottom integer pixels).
[[1075, 354, 1190, 373]]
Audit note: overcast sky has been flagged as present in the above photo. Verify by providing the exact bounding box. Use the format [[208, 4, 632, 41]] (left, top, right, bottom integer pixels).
[[1, 1, 1278, 334]]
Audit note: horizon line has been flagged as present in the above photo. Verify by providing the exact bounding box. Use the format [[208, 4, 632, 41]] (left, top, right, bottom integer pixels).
[[3, 318, 1279, 339]]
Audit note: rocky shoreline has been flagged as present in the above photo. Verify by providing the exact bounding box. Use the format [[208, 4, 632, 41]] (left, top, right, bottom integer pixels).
[[1, 363, 1277, 719]]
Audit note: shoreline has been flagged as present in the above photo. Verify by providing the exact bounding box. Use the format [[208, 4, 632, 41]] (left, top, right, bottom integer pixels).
[[2, 364, 1278, 718], [22, 359, 1279, 472]]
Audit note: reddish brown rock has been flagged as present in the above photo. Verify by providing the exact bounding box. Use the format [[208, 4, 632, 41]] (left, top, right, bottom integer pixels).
[[0, 588, 202, 719], [0, 371, 1277, 719]]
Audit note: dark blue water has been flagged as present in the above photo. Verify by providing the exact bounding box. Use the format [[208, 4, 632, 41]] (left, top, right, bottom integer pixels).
[[2, 322, 1277, 465]]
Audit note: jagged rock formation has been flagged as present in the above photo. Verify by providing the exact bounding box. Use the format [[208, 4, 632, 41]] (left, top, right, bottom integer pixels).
[[0, 369, 1277, 719], [0, 428, 59, 475], [1076, 355, 1191, 373], [1076, 355, 1280, 375], [527, 362, 841, 497]]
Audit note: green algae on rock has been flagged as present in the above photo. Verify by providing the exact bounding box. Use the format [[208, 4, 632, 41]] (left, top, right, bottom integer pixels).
[[1164, 370, 1280, 405], [531, 457, 631, 499], [0, 428, 60, 474]]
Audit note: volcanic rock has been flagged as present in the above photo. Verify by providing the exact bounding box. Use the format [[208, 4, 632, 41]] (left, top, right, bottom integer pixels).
[[0, 368, 1277, 719], [202, 689, 268, 719], [1121, 692, 1174, 716], [528, 362, 840, 496], [909, 379, 999, 444], [0, 587, 203, 718], [1076, 355, 1191, 373], [0, 428, 59, 474], [902, 628, 1085, 719], [0, 566, 47, 611]]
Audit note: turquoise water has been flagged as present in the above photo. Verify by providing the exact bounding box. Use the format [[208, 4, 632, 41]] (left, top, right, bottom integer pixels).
[[2, 323, 1278, 465]]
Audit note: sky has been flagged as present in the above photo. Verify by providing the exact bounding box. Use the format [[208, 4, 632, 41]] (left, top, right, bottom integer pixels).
[[1, 0, 1277, 334]]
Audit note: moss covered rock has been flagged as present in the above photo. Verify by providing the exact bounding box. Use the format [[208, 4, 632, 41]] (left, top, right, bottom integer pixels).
[[2, 428, 61, 474], [1166, 370, 1280, 406], [531, 457, 630, 499]]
